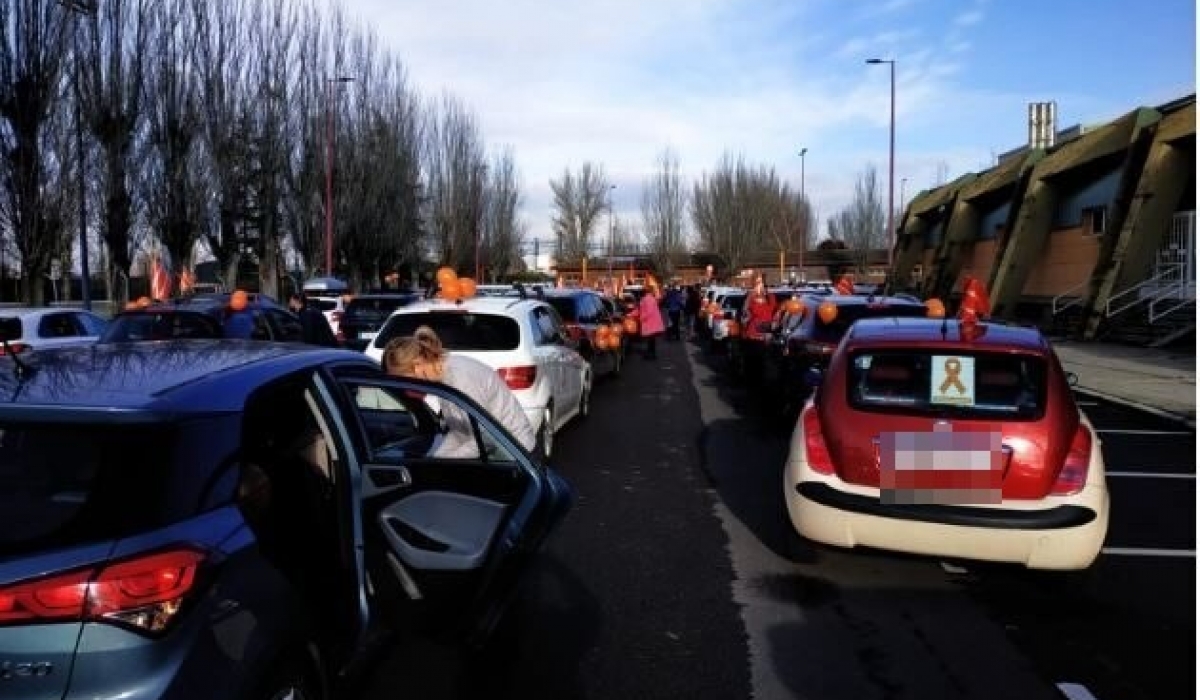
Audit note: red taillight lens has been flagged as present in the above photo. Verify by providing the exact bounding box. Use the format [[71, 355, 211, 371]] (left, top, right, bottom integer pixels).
[[497, 365, 537, 390], [0, 342, 29, 356], [802, 406, 835, 475], [1052, 423, 1092, 496], [0, 548, 206, 633], [0, 569, 90, 623]]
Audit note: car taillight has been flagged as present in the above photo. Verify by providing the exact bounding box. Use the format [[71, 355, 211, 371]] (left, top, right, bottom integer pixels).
[[0, 547, 206, 634], [801, 406, 835, 475], [497, 365, 537, 390], [1052, 423, 1092, 496], [0, 342, 29, 356]]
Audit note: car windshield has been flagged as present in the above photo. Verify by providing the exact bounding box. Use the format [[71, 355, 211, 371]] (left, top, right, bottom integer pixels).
[[312, 298, 340, 312], [376, 312, 521, 351], [0, 424, 176, 556], [100, 311, 222, 342], [846, 349, 1048, 420], [346, 297, 414, 323]]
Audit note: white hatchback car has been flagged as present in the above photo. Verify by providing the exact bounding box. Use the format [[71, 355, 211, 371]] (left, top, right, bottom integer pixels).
[[0, 307, 109, 354], [364, 294, 592, 460]]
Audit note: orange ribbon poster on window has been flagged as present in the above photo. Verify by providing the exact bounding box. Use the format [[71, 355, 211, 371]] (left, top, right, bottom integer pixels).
[[931, 355, 975, 405]]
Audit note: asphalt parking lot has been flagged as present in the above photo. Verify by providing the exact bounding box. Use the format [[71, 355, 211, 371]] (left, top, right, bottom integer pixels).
[[953, 393, 1195, 700]]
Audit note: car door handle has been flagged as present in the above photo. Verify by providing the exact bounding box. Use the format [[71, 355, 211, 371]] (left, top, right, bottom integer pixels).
[[363, 463, 412, 499]]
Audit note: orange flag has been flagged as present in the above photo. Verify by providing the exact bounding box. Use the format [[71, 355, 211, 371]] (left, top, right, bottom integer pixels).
[[151, 255, 171, 301], [960, 276, 992, 319]]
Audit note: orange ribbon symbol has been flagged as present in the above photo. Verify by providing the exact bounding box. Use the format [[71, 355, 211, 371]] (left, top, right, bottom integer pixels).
[[939, 358, 966, 394]]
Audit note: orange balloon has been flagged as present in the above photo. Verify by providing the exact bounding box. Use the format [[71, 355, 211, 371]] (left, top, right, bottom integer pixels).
[[595, 325, 613, 341], [785, 298, 806, 316], [726, 320, 741, 337], [623, 317, 639, 334], [818, 301, 838, 324], [610, 322, 624, 337], [436, 266, 458, 286], [925, 298, 946, 318], [438, 278, 462, 300], [229, 290, 249, 311], [458, 277, 477, 298], [593, 335, 610, 351], [135, 296, 152, 309]]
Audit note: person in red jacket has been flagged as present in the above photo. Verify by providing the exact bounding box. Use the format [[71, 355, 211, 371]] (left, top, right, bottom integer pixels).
[[743, 281, 778, 337]]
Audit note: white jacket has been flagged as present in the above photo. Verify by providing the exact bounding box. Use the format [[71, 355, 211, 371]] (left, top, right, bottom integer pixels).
[[433, 354, 537, 458]]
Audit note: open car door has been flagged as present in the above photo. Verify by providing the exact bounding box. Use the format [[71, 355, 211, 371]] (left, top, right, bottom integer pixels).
[[319, 368, 572, 645]]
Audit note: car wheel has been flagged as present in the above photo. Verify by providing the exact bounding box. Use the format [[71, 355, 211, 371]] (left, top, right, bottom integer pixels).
[[536, 407, 554, 460]]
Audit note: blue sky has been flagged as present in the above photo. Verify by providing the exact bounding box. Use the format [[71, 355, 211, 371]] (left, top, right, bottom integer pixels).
[[345, 0, 1195, 247]]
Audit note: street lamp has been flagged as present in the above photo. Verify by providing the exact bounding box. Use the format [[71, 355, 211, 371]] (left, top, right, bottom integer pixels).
[[798, 148, 808, 278], [900, 177, 908, 212], [607, 184, 616, 288], [59, 0, 97, 309], [324, 75, 355, 278], [866, 57, 896, 271]]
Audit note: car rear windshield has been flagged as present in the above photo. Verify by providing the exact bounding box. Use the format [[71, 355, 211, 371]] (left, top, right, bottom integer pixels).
[[846, 349, 1048, 420], [346, 297, 415, 324], [312, 298, 339, 312], [376, 312, 521, 351], [100, 312, 222, 342], [0, 424, 177, 557], [812, 303, 928, 342]]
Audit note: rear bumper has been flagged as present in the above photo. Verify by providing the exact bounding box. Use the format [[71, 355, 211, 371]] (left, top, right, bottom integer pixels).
[[785, 465, 1109, 571]]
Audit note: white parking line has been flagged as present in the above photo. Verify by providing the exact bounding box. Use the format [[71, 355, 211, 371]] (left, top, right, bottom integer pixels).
[[1057, 682, 1100, 700], [1106, 471, 1195, 480], [1095, 429, 1192, 435], [1101, 547, 1196, 558]]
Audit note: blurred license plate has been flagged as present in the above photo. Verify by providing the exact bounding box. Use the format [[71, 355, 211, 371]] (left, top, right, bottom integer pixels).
[[359, 332, 376, 340]]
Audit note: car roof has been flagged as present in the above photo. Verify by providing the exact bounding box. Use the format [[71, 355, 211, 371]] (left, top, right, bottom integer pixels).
[[845, 317, 1050, 353], [391, 296, 544, 315], [803, 294, 926, 307], [0, 341, 370, 416]]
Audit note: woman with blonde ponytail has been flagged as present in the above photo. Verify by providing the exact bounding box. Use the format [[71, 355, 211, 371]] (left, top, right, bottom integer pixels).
[[382, 326, 536, 457]]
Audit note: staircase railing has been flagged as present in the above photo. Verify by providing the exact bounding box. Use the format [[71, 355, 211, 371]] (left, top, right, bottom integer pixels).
[[1051, 279, 1090, 316], [1106, 264, 1185, 318], [1148, 279, 1196, 324]]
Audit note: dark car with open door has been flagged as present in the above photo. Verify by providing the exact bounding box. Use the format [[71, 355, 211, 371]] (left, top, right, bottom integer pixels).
[[0, 330, 571, 700]]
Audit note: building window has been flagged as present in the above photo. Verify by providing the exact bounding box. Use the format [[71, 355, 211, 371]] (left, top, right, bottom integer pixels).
[[1082, 206, 1107, 236]]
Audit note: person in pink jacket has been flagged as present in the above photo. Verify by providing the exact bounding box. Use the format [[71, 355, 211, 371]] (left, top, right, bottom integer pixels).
[[638, 290, 666, 359]]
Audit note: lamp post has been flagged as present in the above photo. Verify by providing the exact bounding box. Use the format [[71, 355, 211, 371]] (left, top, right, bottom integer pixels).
[[324, 76, 354, 278], [60, 0, 97, 309], [866, 58, 896, 271], [798, 147, 807, 280], [607, 184, 616, 288], [900, 177, 908, 212]]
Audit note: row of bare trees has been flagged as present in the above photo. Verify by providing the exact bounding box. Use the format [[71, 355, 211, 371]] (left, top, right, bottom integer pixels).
[[0, 0, 524, 305]]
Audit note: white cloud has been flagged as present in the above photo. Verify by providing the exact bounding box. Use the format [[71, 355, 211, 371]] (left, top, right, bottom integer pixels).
[[341, 0, 1001, 244]]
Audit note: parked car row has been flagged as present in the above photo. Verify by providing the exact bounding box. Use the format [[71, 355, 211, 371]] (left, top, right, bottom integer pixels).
[[692, 281, 1110, 573], [0, 286, 576, 698]]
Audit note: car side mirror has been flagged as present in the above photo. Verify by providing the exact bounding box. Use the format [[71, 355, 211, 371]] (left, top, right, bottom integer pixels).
[[1065, 371, 1079, 387], [805, 367, 823, 388]]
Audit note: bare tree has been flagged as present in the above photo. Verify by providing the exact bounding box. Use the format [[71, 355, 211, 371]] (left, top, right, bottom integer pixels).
[[549, 161, 608, 263], [0, 0, 75, 303], [640, 148, 687, 278], [831, 164, 886, 274], [142, 0, 202, 289], [482, 147, 523, 282], [193, 0, 250, 288], [81, 0, 151, 305], [424, 93, 486, 273]]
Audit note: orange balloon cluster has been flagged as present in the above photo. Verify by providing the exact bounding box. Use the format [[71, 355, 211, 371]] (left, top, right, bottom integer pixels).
[[434, 267, 479, 301], [623, 316, 639, 335]]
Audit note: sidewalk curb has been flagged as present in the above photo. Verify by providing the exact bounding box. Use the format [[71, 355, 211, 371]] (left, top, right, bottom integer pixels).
[[1073, 385, 1197, 430]]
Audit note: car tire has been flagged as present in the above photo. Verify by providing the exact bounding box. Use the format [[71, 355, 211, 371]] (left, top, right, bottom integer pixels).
[[536, 406, 554, 461]]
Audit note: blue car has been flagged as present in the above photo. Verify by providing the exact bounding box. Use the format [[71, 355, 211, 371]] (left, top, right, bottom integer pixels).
[[0, 337, 572, 699]]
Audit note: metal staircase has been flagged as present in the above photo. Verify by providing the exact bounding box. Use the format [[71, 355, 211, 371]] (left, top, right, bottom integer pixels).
[[1099, 212, 1196, 346]]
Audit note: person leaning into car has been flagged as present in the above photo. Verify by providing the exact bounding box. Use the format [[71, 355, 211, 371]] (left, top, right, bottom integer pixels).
[[381, 325, 537, 458]]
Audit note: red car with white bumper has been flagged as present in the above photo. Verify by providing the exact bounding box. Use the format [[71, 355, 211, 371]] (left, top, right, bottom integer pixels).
[[784, 317, 1109, 571]]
